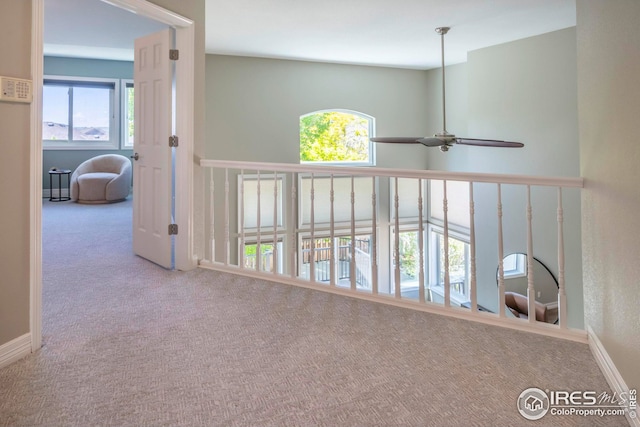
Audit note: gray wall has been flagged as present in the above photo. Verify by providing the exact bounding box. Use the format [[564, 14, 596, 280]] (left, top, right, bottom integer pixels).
[[578, 0, 640, 390], [425, 28, 583, 327], [42, 56, 134, 190], [205, 55, 430, 169], [0, 0, 31, 345]]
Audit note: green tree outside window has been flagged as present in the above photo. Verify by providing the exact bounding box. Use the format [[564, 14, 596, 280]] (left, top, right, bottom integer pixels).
[[300, 111, 372, 163]]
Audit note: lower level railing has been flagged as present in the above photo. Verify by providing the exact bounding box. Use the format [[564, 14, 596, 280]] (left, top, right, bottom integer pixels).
[[199, 159, 585, 341]]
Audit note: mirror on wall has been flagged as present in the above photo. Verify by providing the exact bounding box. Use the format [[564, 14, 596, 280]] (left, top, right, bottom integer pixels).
[[496, 253, 559, 324]]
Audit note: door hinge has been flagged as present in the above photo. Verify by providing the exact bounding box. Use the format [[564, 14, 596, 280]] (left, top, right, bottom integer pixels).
[[169, 224, 178, 235], [169, 135, 179, 147], [169, 49, 179, 60]]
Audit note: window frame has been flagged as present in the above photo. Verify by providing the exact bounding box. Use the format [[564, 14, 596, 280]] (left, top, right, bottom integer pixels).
[[503, 252, 528, 279], [121, 79, 134, 149], [299, 109, 376, 166], [428, 224, 471, 305], [42, 75, 120, 150], [389, 226, 425, 292]]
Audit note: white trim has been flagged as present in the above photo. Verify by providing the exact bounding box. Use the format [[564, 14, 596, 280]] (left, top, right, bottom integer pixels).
[[173, 14, 197, 271], [0, 334, 32, 370], [43, 188, 70, 199], [120, 79, 134, 149], [587, 326, 639, 427], [101, 0, 193, 27], [202, 159, 585, 188], [31, 0, 44, 353]]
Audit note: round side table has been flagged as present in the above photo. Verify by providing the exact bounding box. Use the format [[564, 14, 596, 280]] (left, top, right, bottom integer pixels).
[[48, 169, 72, 202]]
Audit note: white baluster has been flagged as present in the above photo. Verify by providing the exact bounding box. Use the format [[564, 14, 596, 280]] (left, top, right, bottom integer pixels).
[[526, 185, 536, 324], [350, 176, 356, 291], [371, 176, 378, 295], [394, 177, 401, 298], [330, 174, 336, 287], [256, 170, 261, 272], [209, 168, 215, 263], [443, 180, 450, 308], [418, 179, 425, 303], [557, 187, 567, 329], [224, 168, 230, 265], [497, 183, 505, 318], [290, 175, 297, 278], [469, 181, 477, 312], [272, 173, 278, 274], [310, 174, 315, 282], [240, 169, 245, 269]]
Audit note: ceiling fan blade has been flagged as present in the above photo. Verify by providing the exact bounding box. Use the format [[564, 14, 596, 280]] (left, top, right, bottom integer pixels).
[[417, 137, 446, 147], [455, 138, 524, 148], [370, 137, 422, 144]]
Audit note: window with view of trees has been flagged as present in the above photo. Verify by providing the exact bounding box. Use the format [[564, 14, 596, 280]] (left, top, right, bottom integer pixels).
[[122, 80, 134, 148], [430, 227, 470, 301], [300, 110, 375, 165]]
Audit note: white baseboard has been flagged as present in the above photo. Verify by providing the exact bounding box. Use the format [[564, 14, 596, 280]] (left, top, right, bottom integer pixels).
[[587, 326, 639, 427], [0, 333, 32, 370]]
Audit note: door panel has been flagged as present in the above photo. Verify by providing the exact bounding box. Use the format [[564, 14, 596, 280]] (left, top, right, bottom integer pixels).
[[133, 28, 173, 268]]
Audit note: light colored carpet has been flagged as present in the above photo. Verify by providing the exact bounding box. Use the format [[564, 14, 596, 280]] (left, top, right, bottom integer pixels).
[[0, 199, 627, 426]]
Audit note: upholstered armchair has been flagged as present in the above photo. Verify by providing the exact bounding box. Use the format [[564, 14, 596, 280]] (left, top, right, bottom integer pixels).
[[70, 154, 132, 203], [504, 291, 548, 322]]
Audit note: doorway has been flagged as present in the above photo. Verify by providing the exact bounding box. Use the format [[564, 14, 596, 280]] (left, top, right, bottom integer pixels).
[[31, 0, 196, 351]]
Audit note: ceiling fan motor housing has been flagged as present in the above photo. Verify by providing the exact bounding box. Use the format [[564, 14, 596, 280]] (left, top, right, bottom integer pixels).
[[434, 131, 456, 141]]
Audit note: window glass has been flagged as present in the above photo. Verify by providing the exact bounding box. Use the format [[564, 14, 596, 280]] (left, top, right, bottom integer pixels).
[[42, 77, 118, 149], [390, 230, 423, 299], [72, 86, 110, 141], [432, 229, 470, 301], [300, 110, 375, 165], [123, 82, 134, 148], [42, 85, 69, 140], [243, 241, 283, 273]]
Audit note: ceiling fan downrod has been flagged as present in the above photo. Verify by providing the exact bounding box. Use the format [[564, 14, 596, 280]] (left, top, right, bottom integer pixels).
[[435, 27, 450, 138]]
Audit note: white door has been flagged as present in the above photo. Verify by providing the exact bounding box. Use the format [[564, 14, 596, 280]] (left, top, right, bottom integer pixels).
[[132, 28, 174, 268]]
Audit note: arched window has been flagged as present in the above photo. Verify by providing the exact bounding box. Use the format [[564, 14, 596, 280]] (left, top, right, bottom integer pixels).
[[300, 109, 375, 165]]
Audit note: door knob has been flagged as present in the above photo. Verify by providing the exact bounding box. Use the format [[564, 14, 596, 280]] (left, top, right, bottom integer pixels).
[[131, 153, 139, 161]]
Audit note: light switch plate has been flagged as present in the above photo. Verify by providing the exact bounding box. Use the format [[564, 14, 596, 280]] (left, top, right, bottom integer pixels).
[[0, 76, 33, 103]]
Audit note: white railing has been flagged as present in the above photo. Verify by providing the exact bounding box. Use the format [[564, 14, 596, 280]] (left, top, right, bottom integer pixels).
[[200, 159, 585, 341]]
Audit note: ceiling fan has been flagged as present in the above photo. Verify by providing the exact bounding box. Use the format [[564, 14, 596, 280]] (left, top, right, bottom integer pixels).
[[371, 27, 524, 152]]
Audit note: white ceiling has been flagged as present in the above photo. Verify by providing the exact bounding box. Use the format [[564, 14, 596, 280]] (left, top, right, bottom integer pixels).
[[45, 0, 576, 69], [44, 0, 168, 61]]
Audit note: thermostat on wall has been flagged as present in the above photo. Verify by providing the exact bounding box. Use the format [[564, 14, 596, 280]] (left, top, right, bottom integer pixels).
[[0, 76, 33, 103]]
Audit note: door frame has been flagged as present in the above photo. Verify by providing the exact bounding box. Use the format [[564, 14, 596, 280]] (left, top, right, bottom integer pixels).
[[30, 0, 196, 352]]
